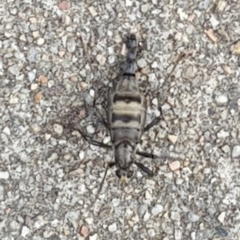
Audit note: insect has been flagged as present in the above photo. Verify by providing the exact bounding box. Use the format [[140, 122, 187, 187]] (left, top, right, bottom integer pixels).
[[79, 34, 185, 196]]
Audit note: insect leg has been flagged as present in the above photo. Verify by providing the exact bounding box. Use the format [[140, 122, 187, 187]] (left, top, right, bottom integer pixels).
[[144, 52, 187, 133], [96, 161, 116, 199], [136, 150, 158, 159], [93, 107, 109, 130], [82, 135, 111, 149], [92, 85, 110, 130], [143, 107, 163, 132], [75, 127, 112, 149], [134, 162, 154, 177]]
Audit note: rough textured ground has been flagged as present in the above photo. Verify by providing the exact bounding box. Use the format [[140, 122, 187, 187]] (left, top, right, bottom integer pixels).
[[0, 0, 240, 239]]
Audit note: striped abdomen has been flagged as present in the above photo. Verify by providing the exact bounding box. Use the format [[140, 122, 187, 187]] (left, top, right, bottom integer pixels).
[[108, 91, 146, 144]]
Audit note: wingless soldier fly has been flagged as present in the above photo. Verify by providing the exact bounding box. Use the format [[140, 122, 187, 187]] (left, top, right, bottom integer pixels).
[[79, 34, 186, 196]]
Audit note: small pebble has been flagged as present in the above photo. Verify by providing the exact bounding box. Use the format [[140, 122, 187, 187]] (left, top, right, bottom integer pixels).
[[30, 83, 38, 90], [108, 222, 117, 232], [2, 127, 11, 135], [141, 3, 150, 13], [215, 95, 228, 104], [19, 34, 27, 42], [151, 204, 163, 216], [232, 41, 240, 55], [96, 54, 106, 65], [232, 145, 240, 158], [151, 61, 158, 68], [88, 6, 98, 16], [89, 233, 98, 240], [8, 64, 19, 76], [47, 152, 58, 162], [45, 133, 51, 141], [168, 134, 178, 144], [89, 89, 95, 98], [37, 38, 45, 45], [32, 31, 40, 38], [137, 58, 147, 68], [67, 37, 76, 53], [86, 125, 95, 134], [10, 7, 18, 15], [217, 129, 229, 138], [217, 0, 227, 11], [218, 211, 226, 223], [209, 15, 219, 28], [188, 212, 200, 222], [21, 226, 30, 237], [38, 75, 48, 84], [198, 0, 209, 9], [0, 172, 9, 179], [43, 230, 54, 238], [138, 204, 148, 217], [79, 151, 85, 160], [205, 29, 218, 43], [34, 92, 43, 103], [53, 124, 63, 135], [169, 161, 181, 171], [148, 229, 156, 237], [80, 225, 89, 238], [28, 70, 36, 82], [58, 1, 70, 11]]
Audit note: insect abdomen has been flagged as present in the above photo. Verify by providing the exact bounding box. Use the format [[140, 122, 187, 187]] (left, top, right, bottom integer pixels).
[[108, 34, 147, 144]]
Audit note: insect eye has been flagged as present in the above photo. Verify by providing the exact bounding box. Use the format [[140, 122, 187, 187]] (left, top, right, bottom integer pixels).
[[116, 170, 121, 178], [127, 170, 133, 178]]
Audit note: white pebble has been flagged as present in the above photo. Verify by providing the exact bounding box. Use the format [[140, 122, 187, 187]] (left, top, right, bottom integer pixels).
[[103, 136, 111, 144], [108, 222, 117, 232], [53, 124, 63, 135], [210, 15, 219, 28], [152, 98, 158, 106], [0, 171, 9, 179], [96, 54, 106, 65], [143, 211, 150, 221], [85, 217, 94, 225], [89, 233, 98, 240], [88, 6, 98, 16], [45, 133, 51, 141], [151, 61, 158, 68], [188, 212, 200, 222], [79, 151, 85, 160], [9, 94, 19, 104], [141, 3, 150, 13], [137, 58, 147, 68], [86, 125, 95, 134], [21, 226, 30, 237], [37, 38, 45, 45], [148, 229, 156, 237], [125, 0, 132, 7], [30, 83, 38, 90], [47, 153, 58, 162], [215, 95, 228, 104], [2, 127, 10, 135], [89, 89, 95, 98], [232, 145, 240, 158], [218, 211, 226, 223], [151, 204, 163, 216], [217, 129, 229, 138], [28, 70, 36, 82], [168, 134, 178, 144]]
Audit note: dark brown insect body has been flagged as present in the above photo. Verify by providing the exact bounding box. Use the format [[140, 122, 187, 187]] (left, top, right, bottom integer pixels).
[[108, 34, 150, 181], [79, 34, 186, 196]]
